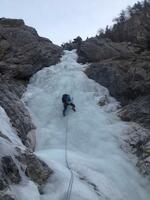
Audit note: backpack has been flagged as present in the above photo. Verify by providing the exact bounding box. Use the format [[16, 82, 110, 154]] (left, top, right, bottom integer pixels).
[[62, 94, 71, 103]]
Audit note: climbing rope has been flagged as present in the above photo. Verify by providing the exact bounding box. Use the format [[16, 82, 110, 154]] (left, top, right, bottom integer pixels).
[[65, 115, 74, 200]]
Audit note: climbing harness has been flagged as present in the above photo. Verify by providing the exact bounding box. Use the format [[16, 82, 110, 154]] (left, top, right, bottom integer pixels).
[[65, 115, 74, 200]]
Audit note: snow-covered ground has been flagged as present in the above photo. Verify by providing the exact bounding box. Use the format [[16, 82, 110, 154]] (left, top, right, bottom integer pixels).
[[23, 50, 150, 200]]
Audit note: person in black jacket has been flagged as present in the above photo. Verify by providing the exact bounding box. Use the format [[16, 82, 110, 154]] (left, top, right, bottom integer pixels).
[[62, 94, 76, 116]]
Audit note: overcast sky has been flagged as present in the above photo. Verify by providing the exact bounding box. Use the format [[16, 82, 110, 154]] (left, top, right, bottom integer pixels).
[[0, 0, 138, 45]]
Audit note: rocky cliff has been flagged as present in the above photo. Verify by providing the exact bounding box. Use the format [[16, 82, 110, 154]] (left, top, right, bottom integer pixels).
[[76, 37, 150, 129], [97, 0, 150, 50], [0, 18, 62, 199]]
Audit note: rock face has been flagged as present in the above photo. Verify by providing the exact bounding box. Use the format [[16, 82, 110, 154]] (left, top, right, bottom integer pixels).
[[0, 18, 62, 79], [77, 38, 137, 63], [77, 37, 150, 129], [86, 51, 150, 107], [0, 18, 62, 148], [0, 77, 35, 147], [121, 124, 150, 178], [120, 95, 150, 129], [0, 18, 61, 198]]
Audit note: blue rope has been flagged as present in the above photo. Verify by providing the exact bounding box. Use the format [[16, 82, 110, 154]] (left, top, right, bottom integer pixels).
[[65, 115, 74, 200]]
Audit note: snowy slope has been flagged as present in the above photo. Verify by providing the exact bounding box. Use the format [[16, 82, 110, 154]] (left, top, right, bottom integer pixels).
[[23, 50, 150, 200]]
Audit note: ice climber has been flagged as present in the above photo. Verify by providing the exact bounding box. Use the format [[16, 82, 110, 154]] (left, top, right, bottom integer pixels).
[[62, 94, 76, 116]]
